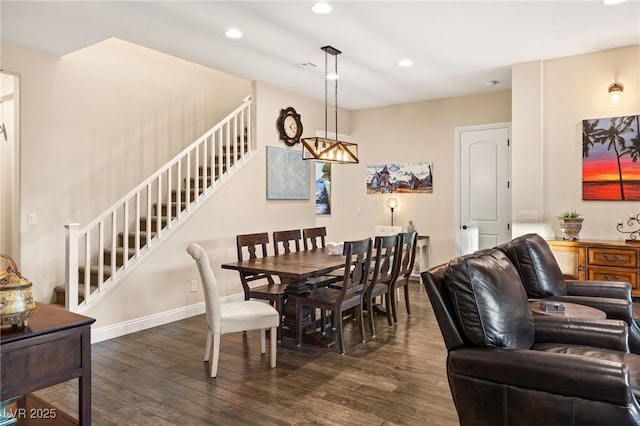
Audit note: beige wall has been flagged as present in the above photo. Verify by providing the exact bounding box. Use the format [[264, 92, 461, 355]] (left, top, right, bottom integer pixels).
[[323, 91, 512, 267], [512, 45, 640, 240], [3, 39, 251, 305], [6, 37, 638, 336]]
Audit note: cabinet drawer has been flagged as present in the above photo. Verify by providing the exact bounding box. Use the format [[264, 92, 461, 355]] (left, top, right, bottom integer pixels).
[[587, 248, 637, 268], [588, 267, 637, 288]]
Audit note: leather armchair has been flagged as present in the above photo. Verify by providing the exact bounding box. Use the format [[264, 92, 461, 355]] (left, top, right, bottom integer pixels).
[[422, 248, 640, 425], [499, 233, 640, 354]]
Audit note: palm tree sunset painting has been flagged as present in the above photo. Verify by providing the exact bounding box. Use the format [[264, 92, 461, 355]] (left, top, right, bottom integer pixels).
[[582, 115, 640, 201]]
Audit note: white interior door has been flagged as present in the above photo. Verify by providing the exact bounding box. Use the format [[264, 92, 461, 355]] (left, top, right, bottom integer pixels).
[[457, 124, 511, 254]]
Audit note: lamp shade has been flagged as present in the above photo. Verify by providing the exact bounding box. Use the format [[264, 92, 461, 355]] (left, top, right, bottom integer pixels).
[[609, 82, 624, 103], [386, 198, 398, 209]]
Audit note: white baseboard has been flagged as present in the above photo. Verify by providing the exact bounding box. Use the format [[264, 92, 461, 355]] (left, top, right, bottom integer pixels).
[[90, 293, 248, 343], [91, 302, 206, 343]]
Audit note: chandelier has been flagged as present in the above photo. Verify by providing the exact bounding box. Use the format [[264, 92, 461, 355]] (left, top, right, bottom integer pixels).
[[301, 45, 358, 164]]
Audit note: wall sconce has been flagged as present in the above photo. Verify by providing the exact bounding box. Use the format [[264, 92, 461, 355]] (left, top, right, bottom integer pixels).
[[608, 81, 624, 103], [386, 198, 398, 226]]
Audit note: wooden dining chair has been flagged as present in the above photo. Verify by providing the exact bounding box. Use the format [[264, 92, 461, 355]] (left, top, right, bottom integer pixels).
[[236, 232, 287, 340], [187, 244, 279, 377], [390, 231, 418, 322], [303, 226, 345, 280], [273, 229, 340, 289], [296, 238, 372, 354], [364, 234, 399, 337], [302, 226, 328, 250], [273, 229, 303, 255]]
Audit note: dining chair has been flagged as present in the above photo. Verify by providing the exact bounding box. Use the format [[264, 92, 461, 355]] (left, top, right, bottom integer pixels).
[[296, 238, 372, 354], [390, 231, 418, 323], [186, 243, 279, 377], [273, 229, 340, 289], [236, 232, 287, 341], [273, 229, 303, 255], [302, 226, 328, 250], [364, 234, 399, 337], [303, 226, 345, 280]]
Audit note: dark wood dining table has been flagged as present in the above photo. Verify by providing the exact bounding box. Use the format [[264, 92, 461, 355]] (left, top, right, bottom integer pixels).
[[221, 249, 347, 346]]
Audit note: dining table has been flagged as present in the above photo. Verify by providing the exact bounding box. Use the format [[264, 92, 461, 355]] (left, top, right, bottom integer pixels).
[[221, 248, 347, 347]]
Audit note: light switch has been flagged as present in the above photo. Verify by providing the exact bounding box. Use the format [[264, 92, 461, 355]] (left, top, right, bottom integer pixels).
[[518, 211, 539, 222], [27, 213, 38, 225]]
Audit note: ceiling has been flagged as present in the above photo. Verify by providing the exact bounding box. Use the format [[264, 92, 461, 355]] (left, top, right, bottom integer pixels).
[[2, 1, 639, 110]]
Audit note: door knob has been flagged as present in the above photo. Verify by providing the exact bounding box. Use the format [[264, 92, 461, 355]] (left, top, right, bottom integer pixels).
[[462, 225, 468, 230]]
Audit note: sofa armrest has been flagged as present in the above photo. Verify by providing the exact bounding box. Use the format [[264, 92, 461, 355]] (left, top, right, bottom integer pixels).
[[533, 316, 628, 351], [449, 347, 634, 406], [566, 279, 632, 301]]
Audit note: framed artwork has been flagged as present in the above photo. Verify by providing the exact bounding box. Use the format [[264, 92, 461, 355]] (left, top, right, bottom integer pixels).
[[582, 115, 640, 201], [366, 162, 433, 194], [315, 162, 331, 214], [266, 146, 310, 200]]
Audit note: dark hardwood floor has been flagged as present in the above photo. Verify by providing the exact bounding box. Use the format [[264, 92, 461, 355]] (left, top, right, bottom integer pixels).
[[34, 283, 458, 425]]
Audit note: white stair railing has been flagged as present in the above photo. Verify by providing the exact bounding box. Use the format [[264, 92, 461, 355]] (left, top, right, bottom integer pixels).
[[65, 96, 253, 313]]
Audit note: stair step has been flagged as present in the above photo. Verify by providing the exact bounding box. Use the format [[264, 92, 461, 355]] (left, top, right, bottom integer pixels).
[[118, 231, 157, 248], [54, 283, 97, 305], [170, 188, 204, 202], [153, 202, 187, 217], [103, 247, 136, 267], [139, 217, 168, 232], [78, 264, 114, 285]]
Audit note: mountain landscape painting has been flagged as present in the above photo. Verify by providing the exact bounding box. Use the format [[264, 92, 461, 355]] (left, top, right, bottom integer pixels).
[[367, 162, 433, 194], [582, 115, 640, 201]]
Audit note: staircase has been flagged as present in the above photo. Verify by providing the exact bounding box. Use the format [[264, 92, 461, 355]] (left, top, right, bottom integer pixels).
[[59, 96, 254, 313]]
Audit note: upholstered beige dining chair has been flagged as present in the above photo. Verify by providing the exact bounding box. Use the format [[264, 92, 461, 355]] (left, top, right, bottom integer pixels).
[[187, 243, 279, 377]]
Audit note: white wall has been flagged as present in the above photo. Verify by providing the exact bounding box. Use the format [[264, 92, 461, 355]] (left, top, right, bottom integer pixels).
[[3, 39, 251, 304], [323, 91, 512, 267], [512, 45, 640, 241], [8, 36, 637, 336]]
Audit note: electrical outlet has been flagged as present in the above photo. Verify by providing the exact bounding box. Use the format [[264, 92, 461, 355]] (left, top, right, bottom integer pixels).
[[190, 280, 198, 293]]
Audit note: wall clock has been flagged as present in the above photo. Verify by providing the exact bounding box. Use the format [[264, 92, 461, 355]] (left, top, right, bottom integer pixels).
[[276, 107, 303, 146]]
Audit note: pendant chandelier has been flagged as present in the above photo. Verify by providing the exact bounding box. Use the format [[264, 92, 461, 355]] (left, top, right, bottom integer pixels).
[[302, 45, 359, 164]]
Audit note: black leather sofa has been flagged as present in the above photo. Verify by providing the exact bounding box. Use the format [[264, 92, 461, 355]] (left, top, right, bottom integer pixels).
[[499, 233, 640, 354], [422, 247, 640, 425]]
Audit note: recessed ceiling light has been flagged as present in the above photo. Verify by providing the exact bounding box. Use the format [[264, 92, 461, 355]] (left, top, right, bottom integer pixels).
[[603, 0, 626, 5], [398, 59, 413, 67], [326, 72, 339, 80], [312, 3, 332, 14], [225, 28, 243, 39], [485, 80, 499, 87]]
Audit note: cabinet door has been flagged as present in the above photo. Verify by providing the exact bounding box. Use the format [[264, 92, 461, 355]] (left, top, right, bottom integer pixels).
[[547, 243, 586, 280]]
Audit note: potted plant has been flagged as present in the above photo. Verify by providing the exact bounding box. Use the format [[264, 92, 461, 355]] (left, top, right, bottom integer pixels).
[[558, 211, 584, 240]]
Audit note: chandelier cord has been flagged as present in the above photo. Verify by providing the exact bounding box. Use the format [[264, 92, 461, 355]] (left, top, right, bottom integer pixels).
[[324, 50, 328, 140], [334, 51, 338, 142]]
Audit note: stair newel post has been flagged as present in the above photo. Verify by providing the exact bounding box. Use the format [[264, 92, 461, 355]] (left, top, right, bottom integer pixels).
[[65, 223, 80, 312]]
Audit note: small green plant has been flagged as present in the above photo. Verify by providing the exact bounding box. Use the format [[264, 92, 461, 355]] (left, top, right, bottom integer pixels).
[[558, 210, 582, 220]]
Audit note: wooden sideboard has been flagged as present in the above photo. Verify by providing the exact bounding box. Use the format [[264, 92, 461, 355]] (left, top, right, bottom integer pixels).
[[546, 239, 640, 296], [1, 303, 95, 425]]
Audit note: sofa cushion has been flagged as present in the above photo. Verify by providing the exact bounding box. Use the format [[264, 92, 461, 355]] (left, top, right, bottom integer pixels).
[[499, 233, 567, 297], [445, 249, 535, 349]]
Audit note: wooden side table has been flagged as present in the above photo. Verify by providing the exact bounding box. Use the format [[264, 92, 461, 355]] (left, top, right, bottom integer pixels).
[[529, 301, 606, 319], [411, 235, 430, 280], [1, 303, 95, 425]]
